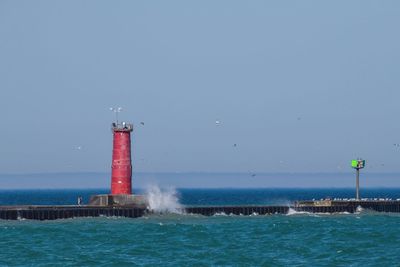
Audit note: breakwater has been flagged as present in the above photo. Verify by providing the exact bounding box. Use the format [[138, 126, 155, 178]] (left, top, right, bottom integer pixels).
[[0, 206, 146, 220], [1, 200, 400, 220]]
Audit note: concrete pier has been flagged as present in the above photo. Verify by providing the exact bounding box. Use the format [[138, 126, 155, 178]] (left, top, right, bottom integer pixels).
[[185, 206, 290, 216], [1, 200, 400, 220], [295, 200, 400, 213], [0, 206, 146, 220]]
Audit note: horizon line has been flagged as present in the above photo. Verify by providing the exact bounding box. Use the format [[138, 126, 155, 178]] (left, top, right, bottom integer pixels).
[[2, 186, 400, 191], [2, 171, 400, 176]]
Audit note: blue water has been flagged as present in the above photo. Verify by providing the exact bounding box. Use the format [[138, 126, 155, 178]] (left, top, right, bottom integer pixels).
[[1, 188, 400, 266], [1, 188, 400, 206]]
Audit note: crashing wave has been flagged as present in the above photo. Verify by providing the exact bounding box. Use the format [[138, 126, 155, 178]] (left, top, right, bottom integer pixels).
[[145, 185, 183, 214]]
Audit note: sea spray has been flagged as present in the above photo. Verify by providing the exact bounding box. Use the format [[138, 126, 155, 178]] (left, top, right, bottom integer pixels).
[[286, 208, 311, 216], [356, 205, 364, 213], [287, 207, 352, 216], [145, 185, 183, 214]]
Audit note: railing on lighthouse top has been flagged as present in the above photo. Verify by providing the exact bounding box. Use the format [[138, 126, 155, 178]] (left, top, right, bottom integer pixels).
[[111, 122, 133, 132]]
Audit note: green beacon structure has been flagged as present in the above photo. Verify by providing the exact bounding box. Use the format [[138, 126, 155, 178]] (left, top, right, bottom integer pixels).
[[351, 159, 366, 201]]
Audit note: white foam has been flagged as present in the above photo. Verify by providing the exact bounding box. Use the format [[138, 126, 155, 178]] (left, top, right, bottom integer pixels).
[[287, 208, 355, 216], [355, 205, 364, 214], [145, 184, 183, 214], [286, 208, 311, 216]]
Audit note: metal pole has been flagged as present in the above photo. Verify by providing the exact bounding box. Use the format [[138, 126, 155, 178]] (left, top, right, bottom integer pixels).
[[356, 168, 360, 200]]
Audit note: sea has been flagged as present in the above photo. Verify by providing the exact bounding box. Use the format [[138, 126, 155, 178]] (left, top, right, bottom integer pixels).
[[1, 188, 400, 266]]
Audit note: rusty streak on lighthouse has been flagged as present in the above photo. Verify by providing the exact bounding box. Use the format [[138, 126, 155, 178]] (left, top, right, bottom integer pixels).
[[111, 121, 133, 195]]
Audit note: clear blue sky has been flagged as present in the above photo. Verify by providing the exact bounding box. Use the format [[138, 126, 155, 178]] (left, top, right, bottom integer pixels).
[[1, 1, 400, 180]]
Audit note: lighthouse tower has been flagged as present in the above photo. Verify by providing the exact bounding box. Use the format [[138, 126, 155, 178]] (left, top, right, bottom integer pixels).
[[88, 118, 147, 207], [111, 122, 133, 195]]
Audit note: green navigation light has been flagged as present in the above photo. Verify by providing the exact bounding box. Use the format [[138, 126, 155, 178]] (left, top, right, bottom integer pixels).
[[351, 160, 358, 168], [351, 159, 365, 169]]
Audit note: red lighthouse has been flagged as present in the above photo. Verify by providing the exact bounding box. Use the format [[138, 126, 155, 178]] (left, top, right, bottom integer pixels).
[[111, 122, 133, 195], [89, 117, 146, 207]]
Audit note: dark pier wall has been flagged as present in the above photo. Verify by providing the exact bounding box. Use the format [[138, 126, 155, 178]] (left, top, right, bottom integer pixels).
[[185, 206, 289, 216], [295, 200, 400, 213], [0, 206, 146, 221], [2, 201, 400, 220], [345, 201, 400, 213]]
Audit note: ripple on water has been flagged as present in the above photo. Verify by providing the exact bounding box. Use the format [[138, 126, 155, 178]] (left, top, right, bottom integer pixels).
[[1, 214, 400, 266]]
